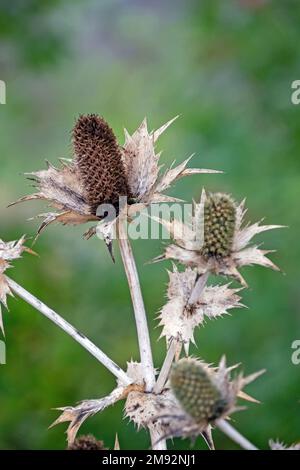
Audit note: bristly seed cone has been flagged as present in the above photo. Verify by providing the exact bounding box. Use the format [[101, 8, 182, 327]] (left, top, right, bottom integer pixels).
[[73, 114, 130, 213], [201, 193, 236, 260], [170, 359, 229, 424], [68, 434, 106, 450]]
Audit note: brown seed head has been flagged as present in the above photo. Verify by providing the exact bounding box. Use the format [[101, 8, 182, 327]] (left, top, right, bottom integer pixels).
[[73, 114, 129, 213], [68, 434, 106, 450]]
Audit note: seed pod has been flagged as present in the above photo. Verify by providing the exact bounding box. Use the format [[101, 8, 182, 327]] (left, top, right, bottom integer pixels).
[[68, 434, 106, 450], [170, 359, 229, 424], [201, 193, 236, 259], [73, 114, 129, 213]]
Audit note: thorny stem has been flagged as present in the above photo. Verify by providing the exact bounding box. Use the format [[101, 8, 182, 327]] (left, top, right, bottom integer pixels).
[[154, 272, 210, 394], [6, 277, 132, 386], [217, 420, 258, 450], [117, 220, 167, 450]]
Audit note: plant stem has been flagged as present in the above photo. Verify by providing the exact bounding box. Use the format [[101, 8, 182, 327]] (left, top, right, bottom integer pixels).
[[150, 428, 167, 451], [154, 272, 209, 394], [6, 276, 132, 386], [154, 339, 177, 394], [187, 271, 209, 306], [117, 220, 166, 449], [117, 220, 155, 392], [217, 420, 258, 450]]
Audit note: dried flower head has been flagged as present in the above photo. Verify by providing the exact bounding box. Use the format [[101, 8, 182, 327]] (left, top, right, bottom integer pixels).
[[159, 266, 243, 353], [202, 193, 236, 259], [155, 189, 284, 286], [171, 359, 229, 424], [68, 434, 106, 450], [10, 116, 218, 250], [0, 236, 34, 335], [152, 356, 264, 441], [73, 114, 130, 212]]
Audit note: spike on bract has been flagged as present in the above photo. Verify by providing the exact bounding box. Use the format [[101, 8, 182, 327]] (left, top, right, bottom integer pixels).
[[73, 114, 130, 213]]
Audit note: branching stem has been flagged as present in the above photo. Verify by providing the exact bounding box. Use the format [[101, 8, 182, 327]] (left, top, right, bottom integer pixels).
[[6, 277, 132, 386]]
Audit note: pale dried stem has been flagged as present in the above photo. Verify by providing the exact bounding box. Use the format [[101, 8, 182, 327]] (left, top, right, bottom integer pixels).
[[153, 339, 177, 394], [117, 220, 155, 392], [117, 220, 166, 449], [6, 277, 132, 386], [187, 271, 209, 306], [217, 419, 258, 450], [150, 428, 168, 451]]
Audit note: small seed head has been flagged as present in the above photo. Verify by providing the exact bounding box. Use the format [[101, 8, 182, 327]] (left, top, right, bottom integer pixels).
[[201, 193, 236, 259], [170, 359, 229, 424], [68, 434, 106, 450]]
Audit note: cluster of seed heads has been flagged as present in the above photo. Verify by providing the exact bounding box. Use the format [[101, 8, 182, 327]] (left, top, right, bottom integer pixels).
[[170, 359, 229, 424], [201, 193, 236, 259]]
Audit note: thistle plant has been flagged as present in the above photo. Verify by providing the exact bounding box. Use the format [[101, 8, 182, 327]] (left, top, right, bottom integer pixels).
[[2, 114, 286, 450]]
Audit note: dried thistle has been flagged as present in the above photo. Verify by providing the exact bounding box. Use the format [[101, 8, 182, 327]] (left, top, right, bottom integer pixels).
[[155, 190, 284, 286], [0, 236, 34, 335], [73, 115, 130, 213], [158, 265, 243, 353], [171, 359, 228, 424], [10, 116, 218, 248], [151, 356, 264, 441], [68, 434, 106, 450]]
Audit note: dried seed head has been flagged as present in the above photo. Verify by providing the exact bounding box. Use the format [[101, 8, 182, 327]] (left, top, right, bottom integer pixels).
[[201, 193, 236, 259], [73, 114, 129, 212], [68, 435, 106, 450], [170, 359, 229, 424]]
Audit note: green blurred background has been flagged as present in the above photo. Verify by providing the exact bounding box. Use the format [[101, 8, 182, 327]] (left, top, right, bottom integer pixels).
[[0, 0, 299, 450]]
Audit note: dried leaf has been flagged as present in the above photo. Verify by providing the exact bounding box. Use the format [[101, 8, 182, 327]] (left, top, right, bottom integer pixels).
[[51, 387, 127, 445]]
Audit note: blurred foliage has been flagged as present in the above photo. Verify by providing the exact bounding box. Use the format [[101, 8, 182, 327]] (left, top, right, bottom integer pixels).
[[0, 0, 68, 70], [0, 0, 299, 450]]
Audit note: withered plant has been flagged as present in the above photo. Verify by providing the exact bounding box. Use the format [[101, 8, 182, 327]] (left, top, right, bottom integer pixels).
[[1, 115, 293, 450]]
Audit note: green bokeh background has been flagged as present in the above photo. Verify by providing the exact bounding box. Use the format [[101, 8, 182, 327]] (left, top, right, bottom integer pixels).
[[0, 0, 299, 450]]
